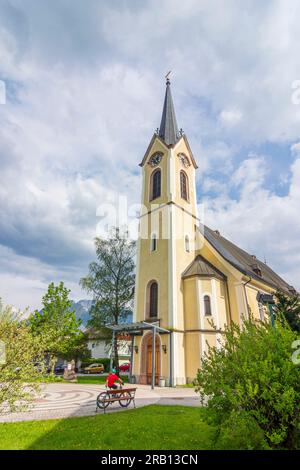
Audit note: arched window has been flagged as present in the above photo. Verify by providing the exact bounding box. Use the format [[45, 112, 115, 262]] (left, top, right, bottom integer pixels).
[[204, 295, 212, 316], [150, 169, 161, 201], [151, 233, 157, 252], [185, 235, 190, 252], [180, 170, 188, 201], [149, 282, 158, 318]]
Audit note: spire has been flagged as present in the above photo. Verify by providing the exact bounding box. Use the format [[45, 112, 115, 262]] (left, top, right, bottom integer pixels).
[[158, 75, 180, 146]]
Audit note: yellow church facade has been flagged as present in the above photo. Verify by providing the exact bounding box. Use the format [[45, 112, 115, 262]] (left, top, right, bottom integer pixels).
[[131, 78, 295, 386]]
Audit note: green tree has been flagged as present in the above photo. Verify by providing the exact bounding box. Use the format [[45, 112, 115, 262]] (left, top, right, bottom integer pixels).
[[80, 228, 136, 374], [194, 315, 300, 449], [274, 289, 300, 333], [62, 331, 91, 363], [29, 282, 82, 372], [0, 299, 45, 413]]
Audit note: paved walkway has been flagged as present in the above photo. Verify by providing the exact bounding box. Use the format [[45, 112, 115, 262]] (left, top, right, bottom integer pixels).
[[0, 384, 200, 423]]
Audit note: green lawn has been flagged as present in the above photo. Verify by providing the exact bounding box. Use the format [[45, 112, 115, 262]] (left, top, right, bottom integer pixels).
[[0, 405, 215, 450], [37, 375, 129, 385], [76, 375, 128, 385]]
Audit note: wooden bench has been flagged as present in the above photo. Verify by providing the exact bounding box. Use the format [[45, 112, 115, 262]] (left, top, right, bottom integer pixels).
[[96, 387, 137, 413]]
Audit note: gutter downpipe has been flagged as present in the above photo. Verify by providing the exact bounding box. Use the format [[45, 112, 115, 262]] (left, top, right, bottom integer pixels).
[[225, 281, 233, 323], [242, 276, 252, 320]]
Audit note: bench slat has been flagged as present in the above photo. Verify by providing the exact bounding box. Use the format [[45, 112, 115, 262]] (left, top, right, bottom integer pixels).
[[106, 388, 137, 395], [103, 397, 133, 403]]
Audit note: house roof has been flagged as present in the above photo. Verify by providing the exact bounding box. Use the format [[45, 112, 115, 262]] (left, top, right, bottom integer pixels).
[[85, 327, 110, 340], [182, 254, 226, 280], [158, 78, 180, 146], [199, 224, 295, 294]]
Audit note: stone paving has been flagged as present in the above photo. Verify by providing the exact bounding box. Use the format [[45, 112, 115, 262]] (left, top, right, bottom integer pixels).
[[0, 383, 200, 423]]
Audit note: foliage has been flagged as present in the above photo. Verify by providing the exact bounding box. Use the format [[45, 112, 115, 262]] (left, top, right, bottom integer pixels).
[[62, 332, 91, 362], [274, 289, 300, 333], [80, 227, 136, 373], [194, 315, 300, 449], [214, 410, 269, 450], [29, 282, 83, 371], [0, 300, 45, 413]]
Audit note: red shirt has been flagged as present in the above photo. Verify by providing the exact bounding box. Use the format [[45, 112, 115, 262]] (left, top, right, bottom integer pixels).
[[107, 373, 119, 387]]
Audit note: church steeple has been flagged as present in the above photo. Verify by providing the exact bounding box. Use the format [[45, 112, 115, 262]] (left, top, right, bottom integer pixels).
[[158, 77, 180, 146]]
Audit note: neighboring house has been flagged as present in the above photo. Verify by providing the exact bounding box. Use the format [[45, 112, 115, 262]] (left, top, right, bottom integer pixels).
[[132, 78, 296, 385], [86, 328, 131, 363]]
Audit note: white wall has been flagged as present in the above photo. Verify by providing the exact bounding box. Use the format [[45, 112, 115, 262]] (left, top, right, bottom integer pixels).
[[88, 340, 109, 359], [87, 339, 131, 360]]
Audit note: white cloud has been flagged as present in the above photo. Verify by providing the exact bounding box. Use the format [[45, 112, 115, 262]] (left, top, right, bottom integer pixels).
[[204, 148, 300, 290], [1, 0, 300, 309]]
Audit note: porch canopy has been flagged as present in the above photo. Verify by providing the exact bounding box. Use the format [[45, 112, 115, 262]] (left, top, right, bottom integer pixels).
[[106, 322, 171, 389]]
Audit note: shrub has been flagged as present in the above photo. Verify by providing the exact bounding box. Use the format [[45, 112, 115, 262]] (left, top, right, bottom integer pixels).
[[0, 300, 45, 413], [215, 410, 269, 450], [194, 315, 300, 449]]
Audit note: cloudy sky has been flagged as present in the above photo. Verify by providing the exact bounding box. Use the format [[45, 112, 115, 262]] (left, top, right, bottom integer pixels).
[[1, 0, 300, 310]]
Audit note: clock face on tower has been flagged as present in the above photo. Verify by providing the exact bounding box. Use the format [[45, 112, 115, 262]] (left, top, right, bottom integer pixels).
[[148, 153, 162, 167]]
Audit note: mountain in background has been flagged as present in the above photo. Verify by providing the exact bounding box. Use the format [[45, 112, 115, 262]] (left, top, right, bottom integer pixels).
[[71, 300, 133, 328], [71, 299, 93, 327]]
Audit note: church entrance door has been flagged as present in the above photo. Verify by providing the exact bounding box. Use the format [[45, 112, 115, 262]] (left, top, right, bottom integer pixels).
[[145, 334, 160, 385]]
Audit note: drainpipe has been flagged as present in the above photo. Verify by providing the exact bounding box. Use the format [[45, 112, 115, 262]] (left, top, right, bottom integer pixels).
[[242, 276, 252, 319], [225, 281, 233, 323]]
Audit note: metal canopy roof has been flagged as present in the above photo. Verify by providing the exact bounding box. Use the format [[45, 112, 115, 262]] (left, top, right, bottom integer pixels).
[[106, 321, 170, 334]]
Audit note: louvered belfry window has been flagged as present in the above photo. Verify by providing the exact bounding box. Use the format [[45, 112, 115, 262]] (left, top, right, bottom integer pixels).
[[180, 170, 188, 200], [151, 169, 161, 200]]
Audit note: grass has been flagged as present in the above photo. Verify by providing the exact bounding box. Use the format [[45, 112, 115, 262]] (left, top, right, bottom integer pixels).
[[0, 405, 215, 450], [36, 375, 129, 385], [76, 375, 128, 385]]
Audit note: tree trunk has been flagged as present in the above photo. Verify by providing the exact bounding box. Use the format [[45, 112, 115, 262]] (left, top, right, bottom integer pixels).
[[49, 355, 57, 375], [113, 336, 120, 376]]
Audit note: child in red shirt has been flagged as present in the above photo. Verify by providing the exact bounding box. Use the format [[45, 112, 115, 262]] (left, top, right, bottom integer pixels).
[[106, 368, 124, 389]]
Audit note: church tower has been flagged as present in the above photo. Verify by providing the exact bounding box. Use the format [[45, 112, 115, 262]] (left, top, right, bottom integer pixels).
[[133, 78, 199, 385], [130, 77, 293, 386]]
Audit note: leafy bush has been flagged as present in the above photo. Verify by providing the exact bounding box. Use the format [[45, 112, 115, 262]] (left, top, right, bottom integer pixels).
[[274, 289, 300, 333], [194, 316, 300, 449], [0, 300, 45, 413], [215, 410, 269, 450]]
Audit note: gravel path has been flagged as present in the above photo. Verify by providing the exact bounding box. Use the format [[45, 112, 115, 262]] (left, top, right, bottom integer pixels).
[[0, 384, 200, 422]]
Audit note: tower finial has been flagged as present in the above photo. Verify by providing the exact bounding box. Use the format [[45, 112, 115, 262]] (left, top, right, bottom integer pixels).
[[165, 70, 171, 85]]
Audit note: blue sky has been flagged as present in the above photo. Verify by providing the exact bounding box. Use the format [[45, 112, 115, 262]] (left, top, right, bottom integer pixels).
[[0, 0, 300, 309]]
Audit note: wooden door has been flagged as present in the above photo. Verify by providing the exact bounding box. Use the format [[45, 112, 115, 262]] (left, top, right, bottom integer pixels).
[[146, 346, 160, 385]]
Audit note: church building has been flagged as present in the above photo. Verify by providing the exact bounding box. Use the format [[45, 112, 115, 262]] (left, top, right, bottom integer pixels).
[[131, 78, 295, 386]]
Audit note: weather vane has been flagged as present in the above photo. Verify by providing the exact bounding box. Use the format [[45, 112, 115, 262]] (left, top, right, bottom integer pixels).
[[165, 71, 171, 83]]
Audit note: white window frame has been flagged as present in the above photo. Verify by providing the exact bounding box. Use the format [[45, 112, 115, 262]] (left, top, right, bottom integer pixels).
[[184, 234, 190, 252], [203, 293, 213, 317], [150, 231, 158, 252]]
